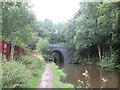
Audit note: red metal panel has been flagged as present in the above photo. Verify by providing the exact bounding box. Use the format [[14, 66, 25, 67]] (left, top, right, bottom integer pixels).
[[6, 42, 11, 59], [0, 40, 39, 59], [0, 40, 26, 59], [0, 40, 11, 59]]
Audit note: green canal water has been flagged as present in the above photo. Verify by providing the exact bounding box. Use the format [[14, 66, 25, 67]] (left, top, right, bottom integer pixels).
[[57, 63, 120, 88]]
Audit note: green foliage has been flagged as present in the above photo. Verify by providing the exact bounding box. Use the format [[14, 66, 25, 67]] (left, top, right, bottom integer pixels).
[[70, 59, 99, 65], [36, 38, 50, 58], [28, 68, 45, 88], [28, 55, 45, 88], [19, 54, 45, 76], [98, 54, 118, 69], [51, 63, 74, 88], [115, 65, 120, 70], [2, 2, 38, 60], [2, 2, 36, 47], [35, 20, 66, 44], [2, 61, 32, 88], [50, 53, 59, 61], [64, 2, 120, 69], [2, 54, 45, 88]]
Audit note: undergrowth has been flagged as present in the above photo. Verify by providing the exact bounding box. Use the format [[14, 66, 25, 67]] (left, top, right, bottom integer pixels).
[[2, 54, 45, 88]]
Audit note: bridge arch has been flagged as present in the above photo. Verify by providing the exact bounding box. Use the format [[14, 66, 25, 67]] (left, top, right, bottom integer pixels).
[[48, 44, 70, 63], [50, 50, 64, 63]]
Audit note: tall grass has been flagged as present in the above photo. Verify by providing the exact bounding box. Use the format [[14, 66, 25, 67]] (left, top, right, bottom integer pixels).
[[50, 63, 74, 88]]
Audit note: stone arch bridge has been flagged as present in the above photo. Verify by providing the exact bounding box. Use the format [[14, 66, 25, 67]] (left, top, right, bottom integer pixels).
[[48, 44, 69, 62]]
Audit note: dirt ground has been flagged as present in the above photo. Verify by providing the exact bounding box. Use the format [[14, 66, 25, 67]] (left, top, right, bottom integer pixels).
[[38, 63, 54, 88]]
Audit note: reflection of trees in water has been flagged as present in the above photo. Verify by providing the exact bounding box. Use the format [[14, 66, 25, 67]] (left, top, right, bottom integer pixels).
[[60, 64, 119, 88], [100, 69, 118, 88]]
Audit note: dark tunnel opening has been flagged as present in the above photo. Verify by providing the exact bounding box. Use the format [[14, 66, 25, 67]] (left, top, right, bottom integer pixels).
[[49, 50, 64, 63]]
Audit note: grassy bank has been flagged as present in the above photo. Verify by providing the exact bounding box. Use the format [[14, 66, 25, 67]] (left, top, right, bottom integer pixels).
[[2, 54, 45, 88], [28, 65, 45, 88], [50, 63, 74, 88]]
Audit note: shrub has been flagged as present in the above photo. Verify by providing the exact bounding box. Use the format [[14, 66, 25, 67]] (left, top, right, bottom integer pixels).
[[99, 54, 118, 69], [36, 38, 50, 58], [2, 61, 32, 88], [19, 54, 45, 76], [26, 55, 45, 88]]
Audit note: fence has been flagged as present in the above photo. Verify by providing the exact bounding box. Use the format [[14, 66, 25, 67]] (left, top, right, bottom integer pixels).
[[0, 40, 37, 59]]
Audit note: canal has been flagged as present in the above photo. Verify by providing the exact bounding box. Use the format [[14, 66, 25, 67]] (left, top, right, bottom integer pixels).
[[57, 63, 120, 88]]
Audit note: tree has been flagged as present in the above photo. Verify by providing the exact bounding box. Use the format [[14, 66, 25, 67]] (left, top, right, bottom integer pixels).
[[36, 38, 50, 58], [64, 2, 119, 65], [2, 2, 36, 60]]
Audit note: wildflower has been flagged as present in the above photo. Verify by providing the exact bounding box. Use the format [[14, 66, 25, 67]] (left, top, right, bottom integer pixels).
[[102, 78, 107, 82], [82, 73, 86, 76], [82, 70, 89, 77], [81, 81, 84, 84], [82, 73, 88, 76], [85, 70, 88, 74], [78, 80, 80, 82]]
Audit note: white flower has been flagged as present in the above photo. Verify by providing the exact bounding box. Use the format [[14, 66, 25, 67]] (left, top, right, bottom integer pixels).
[[102, 78, 107, 82], [81, 81, 84, 84], [78, 80, 80, 82], [85, 70, 88, 74], [82, 73, 86, 76]]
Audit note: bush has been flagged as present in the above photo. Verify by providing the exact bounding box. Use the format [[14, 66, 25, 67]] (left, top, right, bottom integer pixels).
[[70, 59, 90, 64], [1, 53, 46, 88], [19, 54, 45, 76], [2, 61, 32, 88], [36, 38, 50, 57], [99, 54, 118, 69]]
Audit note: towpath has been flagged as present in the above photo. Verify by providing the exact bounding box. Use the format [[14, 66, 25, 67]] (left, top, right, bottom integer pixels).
[[38, 63, 54, 88]]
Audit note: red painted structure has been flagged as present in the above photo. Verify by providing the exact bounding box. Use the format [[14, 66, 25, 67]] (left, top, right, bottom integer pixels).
[[27, 49, 37, 55], [0, 40, 37, 59], [0, 40, 11, 59], [14, 46, 24, 57]]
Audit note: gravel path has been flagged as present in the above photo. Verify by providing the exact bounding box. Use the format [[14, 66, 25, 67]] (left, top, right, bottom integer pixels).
[[38, 63, 54, 88]]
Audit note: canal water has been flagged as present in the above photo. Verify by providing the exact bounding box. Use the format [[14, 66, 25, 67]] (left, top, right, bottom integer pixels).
[[57, 63, 120, 88]]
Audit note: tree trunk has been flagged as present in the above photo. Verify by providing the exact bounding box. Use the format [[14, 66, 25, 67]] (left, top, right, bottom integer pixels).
[[97, 44, 102, 62], [87, 53, 91, 61], [102, 48, 105, 59], [10, 45, 14, 61], [110, 44, 112, 58], [10, 30, 16, 61]]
